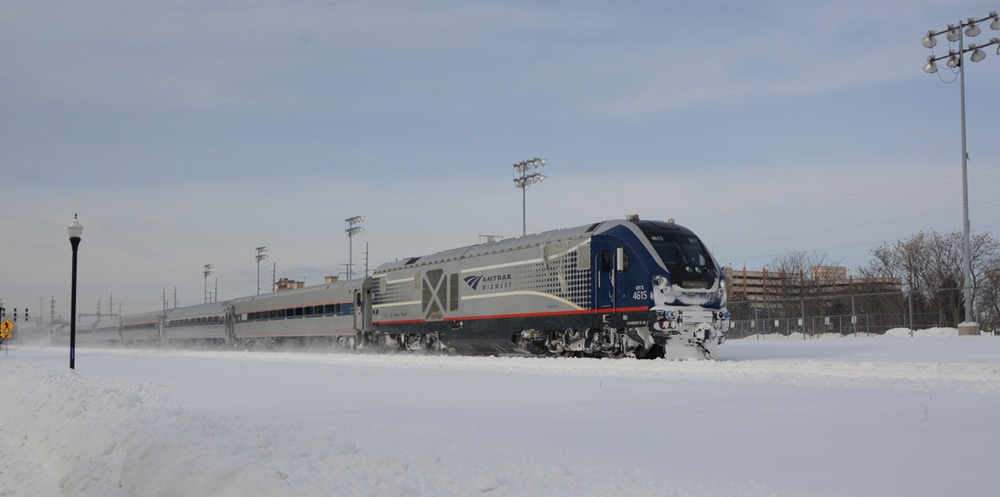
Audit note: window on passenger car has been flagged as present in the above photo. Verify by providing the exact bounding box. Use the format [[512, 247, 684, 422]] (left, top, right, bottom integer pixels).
[[325, 304, 337, 314], [304, 306, 313, 316], [295, 307, 304, 317]]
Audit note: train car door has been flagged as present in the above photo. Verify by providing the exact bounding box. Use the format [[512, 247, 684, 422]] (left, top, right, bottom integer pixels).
[[592, 238, 621, 312], [353, 278, 374, 333]]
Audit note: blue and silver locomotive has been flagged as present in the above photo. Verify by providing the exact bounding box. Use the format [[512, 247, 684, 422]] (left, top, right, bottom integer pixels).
[[369, 216, 728, 359]]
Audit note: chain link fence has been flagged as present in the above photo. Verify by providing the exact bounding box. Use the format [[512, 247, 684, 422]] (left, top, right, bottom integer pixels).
[[726, 289, 954, 339]]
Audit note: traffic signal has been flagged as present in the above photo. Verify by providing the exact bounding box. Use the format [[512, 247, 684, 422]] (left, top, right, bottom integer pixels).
[[13, 308, 17, 322]]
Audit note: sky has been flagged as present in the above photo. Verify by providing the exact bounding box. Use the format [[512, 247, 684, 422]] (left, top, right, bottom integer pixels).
[[2, 0, 1000, 319]]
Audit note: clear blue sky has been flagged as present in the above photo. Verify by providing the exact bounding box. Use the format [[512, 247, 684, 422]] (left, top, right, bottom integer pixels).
[[3, 0, 999, 319]]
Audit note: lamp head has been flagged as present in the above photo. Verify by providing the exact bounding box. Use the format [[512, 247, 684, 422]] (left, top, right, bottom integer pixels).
[[966, 20, 981, 37], [67, 214, 83, 240], [922, 31, 937, 48], [947, 25, 961, 42]]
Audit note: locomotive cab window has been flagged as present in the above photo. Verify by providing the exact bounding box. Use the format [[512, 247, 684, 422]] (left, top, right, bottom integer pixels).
[[601, 250, 612, 273], [646, 232, 716, 289]]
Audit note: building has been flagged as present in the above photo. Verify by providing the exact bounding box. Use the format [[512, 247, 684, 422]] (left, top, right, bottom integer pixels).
[[275, 278, 305, 292], [724, 265, 901, 305]]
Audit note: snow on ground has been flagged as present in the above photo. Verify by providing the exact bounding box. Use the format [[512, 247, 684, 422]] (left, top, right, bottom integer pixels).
[[2, 328, 1000, 497]]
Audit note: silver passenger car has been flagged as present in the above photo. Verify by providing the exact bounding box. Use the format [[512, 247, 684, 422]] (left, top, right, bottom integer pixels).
[[163, 302, 229, 343], [230, 279, 366, 344]]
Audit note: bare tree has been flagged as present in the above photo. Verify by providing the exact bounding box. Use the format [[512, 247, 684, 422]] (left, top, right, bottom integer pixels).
[[857, 230, 1000, 329]]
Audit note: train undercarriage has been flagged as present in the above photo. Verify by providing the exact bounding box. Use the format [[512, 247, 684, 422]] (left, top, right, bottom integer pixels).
[[513, 326, 721, 360]]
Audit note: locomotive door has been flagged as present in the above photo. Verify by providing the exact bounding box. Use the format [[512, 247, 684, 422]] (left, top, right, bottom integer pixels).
[[592, 238, 621, 312]]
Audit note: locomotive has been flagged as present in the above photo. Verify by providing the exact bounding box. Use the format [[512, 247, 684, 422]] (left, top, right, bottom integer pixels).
[[66, 216, 729, 359]]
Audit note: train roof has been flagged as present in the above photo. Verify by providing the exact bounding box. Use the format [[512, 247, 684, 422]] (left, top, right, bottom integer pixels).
[[164, 301, 229, 319], [227, 278, 359, 306], [121, 310, 164, 324], [373, 222, 598, 273], [372, 218, 698, 274]]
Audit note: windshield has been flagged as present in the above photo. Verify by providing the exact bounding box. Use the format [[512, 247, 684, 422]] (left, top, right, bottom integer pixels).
[[647, 233, 716, 289]]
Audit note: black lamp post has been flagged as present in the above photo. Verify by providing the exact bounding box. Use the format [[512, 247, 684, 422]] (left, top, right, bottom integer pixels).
[[68, 214, 83, 369]]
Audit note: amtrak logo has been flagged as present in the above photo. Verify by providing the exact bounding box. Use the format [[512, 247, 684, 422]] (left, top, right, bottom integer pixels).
[[464, 273, 512, 291]]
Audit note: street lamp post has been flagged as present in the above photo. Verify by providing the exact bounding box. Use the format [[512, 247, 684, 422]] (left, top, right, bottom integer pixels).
[[345, 216, 365, 280], [255, 247, 268, 295], [513, 157, 547, 237], [67, 214, 83, 370], [922, 11, 1000, 335], [203, 264, 214, 303]]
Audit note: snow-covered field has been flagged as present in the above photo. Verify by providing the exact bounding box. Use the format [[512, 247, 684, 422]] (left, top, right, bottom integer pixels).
[[3, 328, 1000, 497]]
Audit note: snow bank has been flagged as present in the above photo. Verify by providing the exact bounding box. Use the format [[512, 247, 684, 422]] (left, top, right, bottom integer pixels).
[[883, 327, 959, 338], [5, 338, 1000, 497], [2, 359, 783, 497]]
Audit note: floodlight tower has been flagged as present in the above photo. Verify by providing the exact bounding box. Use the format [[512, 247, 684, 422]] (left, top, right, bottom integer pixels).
[[203, 264, 214, 303], [345, 216, 365, 280], [922, 11, 1000, 335], [255, 247, 269, 295], [513, 157, 547, 237]]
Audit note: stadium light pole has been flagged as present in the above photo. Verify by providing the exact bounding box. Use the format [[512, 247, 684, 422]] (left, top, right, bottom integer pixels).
[[513, 157, 547, 237], [203, 264, 214, 303], [67, 214, 83, 370], [922, 11, 1000, 335], [345, 216, 365, 280], [255, 247, 268, 295]]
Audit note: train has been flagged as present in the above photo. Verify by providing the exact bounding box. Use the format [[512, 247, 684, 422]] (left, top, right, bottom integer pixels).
[[59, 216, 730, 359]]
